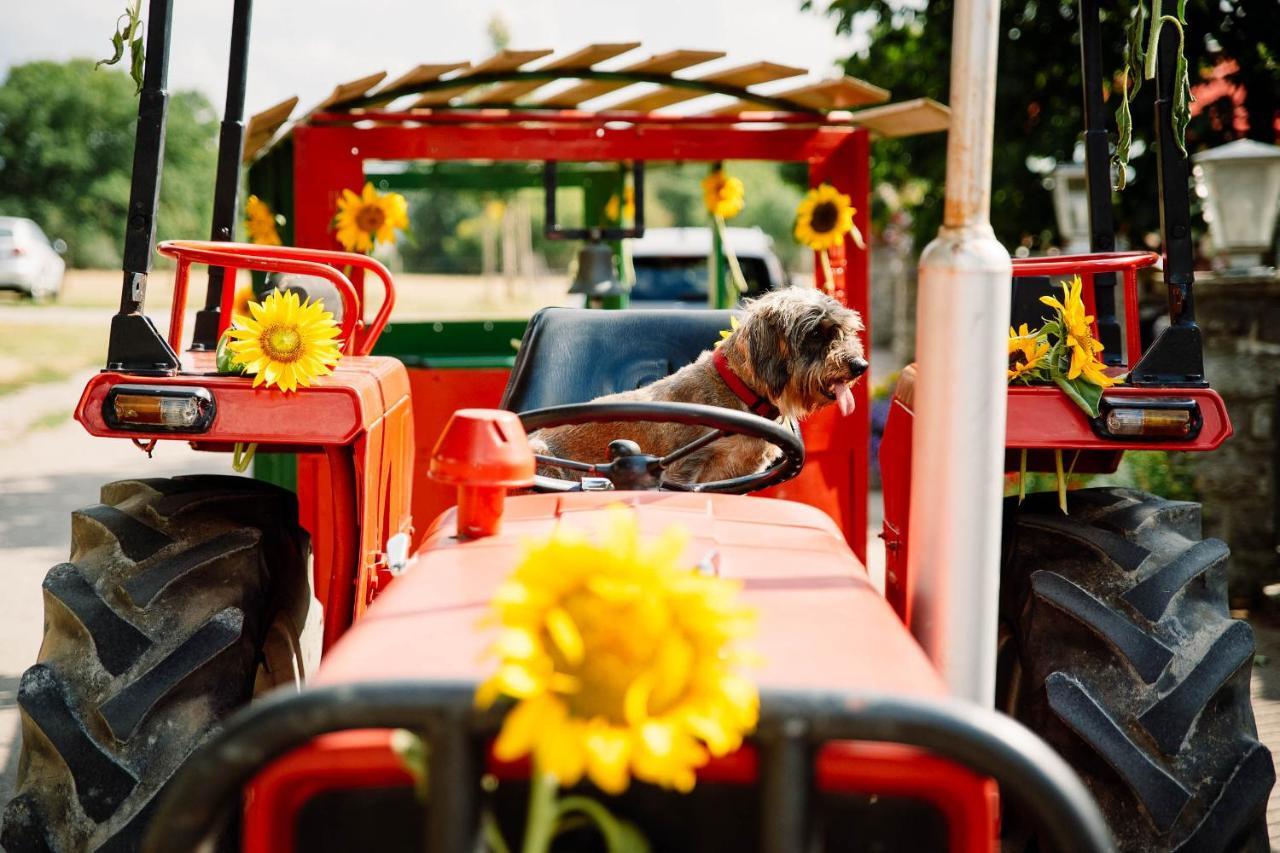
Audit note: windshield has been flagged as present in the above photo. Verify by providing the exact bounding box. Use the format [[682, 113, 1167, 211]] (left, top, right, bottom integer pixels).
[[630, 256, 775, 302]]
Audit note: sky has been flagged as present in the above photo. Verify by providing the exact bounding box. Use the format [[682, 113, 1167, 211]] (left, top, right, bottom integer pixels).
[[3, 1, 869, 117]]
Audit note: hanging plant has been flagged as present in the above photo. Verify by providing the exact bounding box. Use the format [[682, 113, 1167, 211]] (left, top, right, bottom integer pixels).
[[97, 0, 145, 93], [1112, 0, 1194, 189]]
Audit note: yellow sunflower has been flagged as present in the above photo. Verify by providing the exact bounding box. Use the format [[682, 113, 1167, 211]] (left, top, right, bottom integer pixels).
[[605, 186, 636, 224], [715, 315, 741, 349], [1008, 323, 1050, 382], [333, 182, 409, 254], [225, 290, 343, 392], [1039, 276, 1123, 388], [794, 183, 864, 251], [244, 195, 283, 246], [478, 507, 758, 795], [702, 168, 745, 220]]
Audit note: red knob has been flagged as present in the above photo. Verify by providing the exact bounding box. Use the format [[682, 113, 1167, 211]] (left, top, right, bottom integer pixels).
[[428, 409, 536, 538]]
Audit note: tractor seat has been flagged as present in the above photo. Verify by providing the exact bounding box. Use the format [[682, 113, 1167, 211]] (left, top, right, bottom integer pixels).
[[501, 307, 736, 412]]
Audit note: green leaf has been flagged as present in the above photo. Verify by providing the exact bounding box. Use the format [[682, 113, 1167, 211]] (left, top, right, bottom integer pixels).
[[129, 36, 145, 93], [1170, 22, 1191, 156], [389, 729, 430, 802], [1054, 374, 1105, 418], [97, 25, 126, 71], [215, 331, 247, 375], [556, 795, 652, 853]]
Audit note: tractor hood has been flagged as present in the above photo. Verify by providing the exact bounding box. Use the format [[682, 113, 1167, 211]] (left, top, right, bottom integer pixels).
[[313, 492, 945, 698]]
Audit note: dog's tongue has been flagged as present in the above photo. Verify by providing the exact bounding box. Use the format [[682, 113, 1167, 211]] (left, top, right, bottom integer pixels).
[[835, 382, 856, 416]]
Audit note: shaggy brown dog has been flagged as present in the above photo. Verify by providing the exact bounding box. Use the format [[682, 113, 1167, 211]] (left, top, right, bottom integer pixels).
[[529, 288, 867, 485]]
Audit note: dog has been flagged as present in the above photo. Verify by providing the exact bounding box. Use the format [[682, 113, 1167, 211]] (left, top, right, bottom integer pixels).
[[529, 287, 867, 486]]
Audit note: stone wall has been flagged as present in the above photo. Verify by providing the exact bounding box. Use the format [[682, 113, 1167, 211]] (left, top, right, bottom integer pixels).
[[1186, 274, 1280, 604]]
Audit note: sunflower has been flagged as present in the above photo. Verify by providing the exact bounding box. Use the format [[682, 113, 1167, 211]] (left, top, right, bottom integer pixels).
[[244, 195, 283, 246], [715, 315, 740, 349], [1008, 323, 1050, 383], [1039, 276, 1122, 388], [702, 168, 745, 220], [333, 182, 409, 254], [794, 183, 864, 252], [478, 507, 758, 795], [605, 186, 636, 224], [225, 290, 343, 392]]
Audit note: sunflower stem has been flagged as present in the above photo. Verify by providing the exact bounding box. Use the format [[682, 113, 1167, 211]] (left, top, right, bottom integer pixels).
[[521, 772, 561, 853], [819, 250, 835, 294], [231, 442, 257, 473], [714, 214, 749, 294], [1018, 449, 1028, 504], [1054, 449, 1067, 514]]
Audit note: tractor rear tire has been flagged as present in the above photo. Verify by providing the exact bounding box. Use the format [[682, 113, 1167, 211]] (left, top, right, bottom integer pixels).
[[1000, 487, 1273, 852], [0, 475, 307, 853]]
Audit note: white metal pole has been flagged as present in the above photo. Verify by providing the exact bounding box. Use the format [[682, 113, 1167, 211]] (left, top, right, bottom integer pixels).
[[907, 0, 1012, 704]]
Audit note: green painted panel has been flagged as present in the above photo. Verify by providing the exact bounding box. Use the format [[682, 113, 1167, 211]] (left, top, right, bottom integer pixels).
[[373, 319, 529, 368], [253, 451, 298, 494]]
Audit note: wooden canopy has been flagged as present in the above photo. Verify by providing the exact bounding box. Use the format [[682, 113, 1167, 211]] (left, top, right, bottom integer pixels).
[[244, 44, 948, 163]]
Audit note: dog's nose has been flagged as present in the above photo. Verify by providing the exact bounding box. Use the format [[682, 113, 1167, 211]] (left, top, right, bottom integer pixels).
[[848, 356, 869, 378]]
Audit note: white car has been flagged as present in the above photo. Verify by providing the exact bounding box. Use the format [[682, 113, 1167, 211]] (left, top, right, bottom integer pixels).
[[0, 217, 66, 300], [626, 226, 789, 308]]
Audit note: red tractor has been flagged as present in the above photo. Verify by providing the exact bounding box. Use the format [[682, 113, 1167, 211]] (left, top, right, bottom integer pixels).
[[0, 0, 1270, 850]]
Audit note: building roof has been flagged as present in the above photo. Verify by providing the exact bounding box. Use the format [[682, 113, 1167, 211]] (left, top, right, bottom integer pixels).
[[243, 43, 949, 163]]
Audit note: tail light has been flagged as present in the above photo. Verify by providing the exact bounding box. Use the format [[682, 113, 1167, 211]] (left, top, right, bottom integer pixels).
[[1094, 397, 1201, 440], [104, 385, 216, 433]]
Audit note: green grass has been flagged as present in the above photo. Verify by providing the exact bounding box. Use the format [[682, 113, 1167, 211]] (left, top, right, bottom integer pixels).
[[27, 410, 71, 431], [0, 322, 107, 396]]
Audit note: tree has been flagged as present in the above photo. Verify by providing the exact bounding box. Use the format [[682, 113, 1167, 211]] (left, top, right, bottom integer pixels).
[[0, 59, 217, 267], [807, 0, 1280, 251]]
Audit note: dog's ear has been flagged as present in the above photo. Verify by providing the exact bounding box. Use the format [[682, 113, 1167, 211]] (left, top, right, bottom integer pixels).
[[746, 312, 790, 399]]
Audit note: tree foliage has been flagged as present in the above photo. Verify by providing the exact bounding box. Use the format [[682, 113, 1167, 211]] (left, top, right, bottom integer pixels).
[[808, 0, 1280, 250], [0, 59, 217, 267]]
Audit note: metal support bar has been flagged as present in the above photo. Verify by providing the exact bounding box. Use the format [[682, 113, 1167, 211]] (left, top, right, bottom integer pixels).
[[759, 716, 811, 853], [1078, 0, 1123, 364], [191, 0, 254, 351], [908, 0, 1012, 703], [106, 0, 181, 374], [423, 709, 477, 853], [1129, 19, 1207, 386]]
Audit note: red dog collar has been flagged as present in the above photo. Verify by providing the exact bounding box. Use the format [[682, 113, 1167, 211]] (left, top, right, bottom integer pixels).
[[712, 347, 780, 420]]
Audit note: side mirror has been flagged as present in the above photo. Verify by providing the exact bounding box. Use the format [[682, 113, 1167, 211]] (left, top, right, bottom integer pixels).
[[52, 239, 67, 255]]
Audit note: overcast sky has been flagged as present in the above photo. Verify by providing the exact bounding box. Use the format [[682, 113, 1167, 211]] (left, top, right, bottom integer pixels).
[[4, 1, 869, 116]]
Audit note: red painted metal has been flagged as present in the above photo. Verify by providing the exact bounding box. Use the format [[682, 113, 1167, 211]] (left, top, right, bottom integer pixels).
[[155, 240, 397, 356], [311, 109, 856, 127], [243, 730, 998, 853], [1011, 251, 1156, 369], [1006, 385, 1231, 451], [428, 408, 536, 538]]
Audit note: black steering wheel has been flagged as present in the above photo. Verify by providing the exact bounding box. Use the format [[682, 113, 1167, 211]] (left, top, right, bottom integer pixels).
[[518, 401, 805, 495]]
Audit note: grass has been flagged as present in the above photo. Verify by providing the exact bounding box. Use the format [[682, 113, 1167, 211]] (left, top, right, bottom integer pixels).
[[0, 321, 106, 396], [27, 410, 71, 431]]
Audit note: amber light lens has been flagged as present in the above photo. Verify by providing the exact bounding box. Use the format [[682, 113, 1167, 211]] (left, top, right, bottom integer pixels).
[[104, 386, 215, 432], [1104, 407, 1193, 437]]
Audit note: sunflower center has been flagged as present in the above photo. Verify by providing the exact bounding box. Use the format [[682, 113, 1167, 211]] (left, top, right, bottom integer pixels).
[[809, 200, 839, 234], [552, 590, 693, 724], [355, 204, 386, 233], [261, 325, 303, 362]]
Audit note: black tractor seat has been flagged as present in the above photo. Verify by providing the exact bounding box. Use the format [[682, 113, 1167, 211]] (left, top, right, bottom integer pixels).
[[501, 307, 737, 412]]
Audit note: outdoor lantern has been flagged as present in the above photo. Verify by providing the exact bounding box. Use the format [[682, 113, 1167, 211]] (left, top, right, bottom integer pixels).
[[1192, 139, 1280, 273], [1050, 162, 1091, 253], [569, 240, 627, 308]]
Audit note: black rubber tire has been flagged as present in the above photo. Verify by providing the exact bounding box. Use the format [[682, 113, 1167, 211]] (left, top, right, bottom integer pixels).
[[1000, 487, 1274, 853], [1, 475, 306, 853]]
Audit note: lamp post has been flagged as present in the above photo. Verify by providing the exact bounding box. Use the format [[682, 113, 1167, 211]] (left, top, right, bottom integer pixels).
[[1050, 162, 1092, 253], [1192, 139, 1280, 274]]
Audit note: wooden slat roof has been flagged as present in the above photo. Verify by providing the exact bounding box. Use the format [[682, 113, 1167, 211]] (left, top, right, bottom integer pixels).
[[846, 98, 950, 138], [469, 42, 640, 106], [241, 44, 948, 162], [410, 49, 553, 107], [608, 61, 807, 112], [535, 49, 725, 108]]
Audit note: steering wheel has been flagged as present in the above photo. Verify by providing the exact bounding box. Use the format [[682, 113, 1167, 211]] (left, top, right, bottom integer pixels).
[[518, 401, 805, 495]]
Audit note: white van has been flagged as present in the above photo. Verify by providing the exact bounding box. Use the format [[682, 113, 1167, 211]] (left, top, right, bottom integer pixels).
[[626, 226, 789, 307]]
